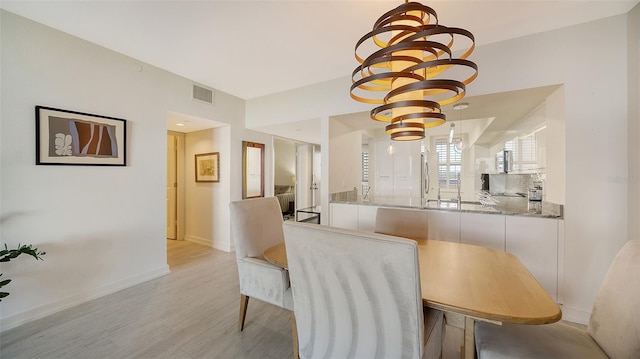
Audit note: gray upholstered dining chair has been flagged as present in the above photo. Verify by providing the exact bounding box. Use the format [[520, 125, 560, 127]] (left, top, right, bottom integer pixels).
[[283, 221, 444, 359], [475, 239, 639, 359], [229, 197, 293, 332], [374, 207, 429, 241], [375, 206, 459, 357]]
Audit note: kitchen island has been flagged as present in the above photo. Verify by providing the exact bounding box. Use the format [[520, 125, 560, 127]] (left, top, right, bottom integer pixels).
[[329, 195, 564, 301]]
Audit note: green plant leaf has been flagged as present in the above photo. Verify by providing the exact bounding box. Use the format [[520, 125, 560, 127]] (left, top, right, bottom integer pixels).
[[0, 244, 46, 262], [0, 243, 46, 300]]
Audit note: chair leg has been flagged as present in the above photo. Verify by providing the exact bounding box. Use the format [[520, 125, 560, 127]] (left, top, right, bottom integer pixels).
[[291, 311, 299, 359], [238, 294, 250, 331]]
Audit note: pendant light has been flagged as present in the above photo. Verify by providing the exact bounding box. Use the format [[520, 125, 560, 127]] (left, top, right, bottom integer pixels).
[[453, 102, 468, 152], [350, 1, 478, 141], [448, 123, 455, 144]]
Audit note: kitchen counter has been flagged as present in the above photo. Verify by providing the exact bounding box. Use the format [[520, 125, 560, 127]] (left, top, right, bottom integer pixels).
[[330, 195, 563, 218], [329, 195, 563, 302]]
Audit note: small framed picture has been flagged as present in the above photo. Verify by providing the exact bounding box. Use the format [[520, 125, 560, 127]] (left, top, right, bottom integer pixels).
[[35, 106, 127, 166], [195, 152, 220, 182]]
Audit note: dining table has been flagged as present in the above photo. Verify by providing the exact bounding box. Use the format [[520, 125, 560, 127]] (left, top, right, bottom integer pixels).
[[263, 238, 562, 359]]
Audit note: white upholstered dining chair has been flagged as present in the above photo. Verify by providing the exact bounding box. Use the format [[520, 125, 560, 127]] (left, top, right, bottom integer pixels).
[[374, 207, 429, 241], [229, 197, 293, 332], [283, 221, 444, 359], [475, 239, 639, 359]]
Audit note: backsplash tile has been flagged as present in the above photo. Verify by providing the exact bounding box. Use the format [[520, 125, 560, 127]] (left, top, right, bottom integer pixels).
[[330, 188, 358, 202], [489, 173, 544, 195]]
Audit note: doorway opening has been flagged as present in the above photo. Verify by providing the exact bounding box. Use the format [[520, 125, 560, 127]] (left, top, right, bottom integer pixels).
[[166, 111, 232, 260], [273, 138, 321, 222]]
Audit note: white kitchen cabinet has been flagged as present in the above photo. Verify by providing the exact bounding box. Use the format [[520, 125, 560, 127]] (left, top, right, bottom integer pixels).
[[358, 205, 379, 232], [460, 212, 506, 250], [329, 203, 358, 230], [329, 202, 560, 302], [506, 216, 558, 301], [427, 210, 460, 242]]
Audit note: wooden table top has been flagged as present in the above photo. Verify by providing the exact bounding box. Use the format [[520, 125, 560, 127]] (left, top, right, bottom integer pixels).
[[263, 239, 561, 325]]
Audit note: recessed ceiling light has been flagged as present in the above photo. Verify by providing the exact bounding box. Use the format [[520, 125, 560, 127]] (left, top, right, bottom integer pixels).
[[176, 123, 185, 126], [453, 103, 470, 110]]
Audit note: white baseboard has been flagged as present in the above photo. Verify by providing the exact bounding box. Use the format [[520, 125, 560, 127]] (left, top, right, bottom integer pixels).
[[185, 235, 230, 252], [559, 304, 591, 325], [0, 265, 170, 332]]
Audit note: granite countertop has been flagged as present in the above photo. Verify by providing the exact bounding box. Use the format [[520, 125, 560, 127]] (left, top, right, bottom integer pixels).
[[330, 195, 563, 218]]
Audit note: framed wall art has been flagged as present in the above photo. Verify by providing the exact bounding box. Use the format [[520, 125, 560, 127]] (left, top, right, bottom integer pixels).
[[35, 106, 127, 166], [195, 152, 220, 182]]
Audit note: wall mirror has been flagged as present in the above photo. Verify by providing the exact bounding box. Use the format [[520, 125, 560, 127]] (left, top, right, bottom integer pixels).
[[242, 141, 265, 199]]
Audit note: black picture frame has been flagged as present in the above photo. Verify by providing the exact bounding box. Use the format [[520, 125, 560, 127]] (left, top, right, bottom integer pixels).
[[35, 106, 127, 166]]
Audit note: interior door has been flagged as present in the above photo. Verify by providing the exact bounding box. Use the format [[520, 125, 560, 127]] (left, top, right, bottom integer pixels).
[[296, 144, 313, 209], [166, 134, 177, 239], [312, 145, 321, 207]]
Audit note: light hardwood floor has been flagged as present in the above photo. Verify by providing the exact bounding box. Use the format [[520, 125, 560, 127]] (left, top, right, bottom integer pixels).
[[0, 240, 293, 359], [1, 240, 581, 359]]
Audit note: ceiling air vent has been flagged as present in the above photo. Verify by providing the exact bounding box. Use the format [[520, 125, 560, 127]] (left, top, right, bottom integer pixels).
[[192, 84, 214, 105]]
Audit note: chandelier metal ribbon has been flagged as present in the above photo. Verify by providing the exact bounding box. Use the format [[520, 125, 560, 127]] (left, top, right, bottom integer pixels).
[[350, 1, 478, 141]]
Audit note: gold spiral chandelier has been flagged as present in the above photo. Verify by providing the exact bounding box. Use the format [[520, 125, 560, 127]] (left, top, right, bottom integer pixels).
[[350, 1, 478, 141]]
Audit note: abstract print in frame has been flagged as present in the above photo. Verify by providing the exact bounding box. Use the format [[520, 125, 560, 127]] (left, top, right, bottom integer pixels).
[[36, 106, 127, 166]]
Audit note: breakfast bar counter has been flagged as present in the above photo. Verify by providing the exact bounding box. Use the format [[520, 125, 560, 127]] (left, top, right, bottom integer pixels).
[[331, 194, 563, 218], [329, 197, 564, 303]]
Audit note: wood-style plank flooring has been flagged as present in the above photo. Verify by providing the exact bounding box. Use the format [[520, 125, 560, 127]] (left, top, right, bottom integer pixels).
[[1, 239, 582, 359], [0, 240, 293, 359]]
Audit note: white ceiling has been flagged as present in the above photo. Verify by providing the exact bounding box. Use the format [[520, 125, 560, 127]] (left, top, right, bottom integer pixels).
[[167, 111, 227, 133], [2, 0, 637, 141]]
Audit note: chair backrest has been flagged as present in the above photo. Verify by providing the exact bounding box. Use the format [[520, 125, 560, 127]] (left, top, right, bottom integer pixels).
[[229, 197, 284, 260], [375, 207, 429, 241], [587, 240, 639, 359], [283, 221, 424, 359]]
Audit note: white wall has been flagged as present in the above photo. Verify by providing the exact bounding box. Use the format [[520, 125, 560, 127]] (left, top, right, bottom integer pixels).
[[274, 139, 296, 186], [629, 4, 640, 241], [545, 87, 566, 204], [247, 77, 372, 128], [184, 127, 232, 251], [246, 12, 637, 324], [328, 119, 362, 195], [0, 10, 246, 330]]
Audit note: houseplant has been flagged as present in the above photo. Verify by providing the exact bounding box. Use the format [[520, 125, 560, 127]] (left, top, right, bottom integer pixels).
[[0, 243, 46, 301]]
